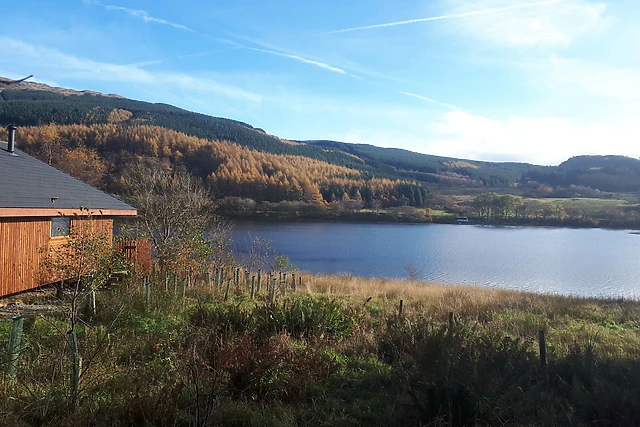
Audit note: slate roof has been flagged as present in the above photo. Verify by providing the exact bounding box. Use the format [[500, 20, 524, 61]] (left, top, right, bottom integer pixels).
[[0, 140, 135, 212]]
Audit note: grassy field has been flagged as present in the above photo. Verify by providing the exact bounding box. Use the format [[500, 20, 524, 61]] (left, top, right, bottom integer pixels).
[[1, 274, 639, 426]]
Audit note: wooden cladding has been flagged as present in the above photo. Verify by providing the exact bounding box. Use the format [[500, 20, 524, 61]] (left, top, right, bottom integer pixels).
[[0, 218, 50, 296], [115, 239, 151, 276], [0, 217, 114, 297]]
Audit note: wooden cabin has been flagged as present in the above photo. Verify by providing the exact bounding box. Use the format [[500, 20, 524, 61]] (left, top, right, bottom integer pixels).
[[0, 126, 137, 297]]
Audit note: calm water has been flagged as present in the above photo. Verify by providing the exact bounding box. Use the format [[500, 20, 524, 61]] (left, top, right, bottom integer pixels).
[[230, 221, 640, 298]]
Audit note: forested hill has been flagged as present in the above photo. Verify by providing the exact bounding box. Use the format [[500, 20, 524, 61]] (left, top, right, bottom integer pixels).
[[521, 155, 640, 193], [0, 86, 364, 170], [2, 79, 639, 193], [306, 140, 539, 187]]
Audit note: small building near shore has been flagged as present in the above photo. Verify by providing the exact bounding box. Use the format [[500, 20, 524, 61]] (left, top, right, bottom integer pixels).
[[0, 126, 137, 297]]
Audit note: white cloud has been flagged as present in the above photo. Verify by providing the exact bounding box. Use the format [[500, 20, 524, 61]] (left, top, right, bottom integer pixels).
[[547, 55, 640, 100], [0, 37, 261, 103], [443, 0, 608, 47], [427, 111, 640, 165]]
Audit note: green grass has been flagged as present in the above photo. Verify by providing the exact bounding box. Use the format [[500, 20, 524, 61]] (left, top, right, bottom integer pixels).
[[546, 197, 637, 214], [1, 274, 640, 426]]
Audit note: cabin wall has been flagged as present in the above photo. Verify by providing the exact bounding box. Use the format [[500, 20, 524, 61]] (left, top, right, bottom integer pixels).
[[0, 218, 50, 296], [0, 217, 114, 297]]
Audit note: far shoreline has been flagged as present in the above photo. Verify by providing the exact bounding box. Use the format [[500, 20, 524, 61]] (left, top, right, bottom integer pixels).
[[225, 212, 640, 231]]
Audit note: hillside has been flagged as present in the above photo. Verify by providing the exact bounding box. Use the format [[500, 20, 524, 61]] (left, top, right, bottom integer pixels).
[[0, 83, 365, 170], [1, 78, 639, 194], [521, 155, 640, 193], [306, 140, 541, 187], [0, 124, 429, 209]]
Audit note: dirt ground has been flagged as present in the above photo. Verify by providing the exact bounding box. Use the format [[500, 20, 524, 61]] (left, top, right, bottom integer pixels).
[[0, 288, 63, 321]]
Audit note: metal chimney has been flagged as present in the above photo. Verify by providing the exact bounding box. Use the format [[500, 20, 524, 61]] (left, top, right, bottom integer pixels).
[[6, 125, 17, 154]]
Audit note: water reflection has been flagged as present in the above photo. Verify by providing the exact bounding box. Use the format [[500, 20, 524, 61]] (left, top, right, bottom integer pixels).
[[231, 221, 640, 298]]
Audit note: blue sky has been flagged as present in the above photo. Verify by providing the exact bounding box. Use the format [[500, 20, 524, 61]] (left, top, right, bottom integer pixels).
[[1, 0, 638, 165]]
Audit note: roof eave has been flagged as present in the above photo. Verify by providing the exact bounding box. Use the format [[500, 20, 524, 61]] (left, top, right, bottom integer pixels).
[[0, 208, 137, 218]]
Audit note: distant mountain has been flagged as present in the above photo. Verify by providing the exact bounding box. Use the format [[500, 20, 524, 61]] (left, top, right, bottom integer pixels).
[[521, 155, 640, 193], [1, 78, 638, 193], [305, 140, 541, 187]]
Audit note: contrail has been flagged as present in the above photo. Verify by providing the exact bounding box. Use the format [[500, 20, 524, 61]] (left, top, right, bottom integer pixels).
[[323, 0, 564, 35], [240, 46, 346, 74], [84, 0, 192, 31], [398, 91, 461, 111]]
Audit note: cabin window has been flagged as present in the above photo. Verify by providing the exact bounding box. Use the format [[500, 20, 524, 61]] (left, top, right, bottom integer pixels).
[[51, 217, 71, 237]]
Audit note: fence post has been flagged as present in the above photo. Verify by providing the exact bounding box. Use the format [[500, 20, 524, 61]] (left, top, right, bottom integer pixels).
[[398, 300, 403, 316], [6, 316, 24, 378], [224, 279, 232, 301], [67, 329, 80, 410], [250, 276, 256, 299], [292, 273, 296, 291], [145, 281, 151, 308], [448, 312, 454, 339], [173, 275, 178, 295], [257, 270, 262, 295], [165, 270, 169, 292], [539, 330, 547, 367], [270, 277, 277, 304]]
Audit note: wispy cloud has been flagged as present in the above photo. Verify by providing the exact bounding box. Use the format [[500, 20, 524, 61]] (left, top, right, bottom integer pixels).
[[443, 0, 608, 47], [398, 91, 461, 110], [244, 47, 346, 74], [0, 37, 261, 102], [126, 48, 238, 69], [323, 0, 564, 34], [84, 0, 192, 31]]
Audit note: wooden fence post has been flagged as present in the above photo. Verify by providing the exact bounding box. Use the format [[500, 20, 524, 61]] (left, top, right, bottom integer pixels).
[[6, 316, 24, 377], [270, 277, 276, 304], [398, 300, 404, 316], [224, 279, 232, 301], [257, 270, 262, 294], [250, 276, 256, 299], [539, 330, 547, 367]]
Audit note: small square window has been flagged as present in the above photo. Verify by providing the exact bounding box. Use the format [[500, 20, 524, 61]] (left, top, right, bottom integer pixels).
[[51, 217, 70, 237]]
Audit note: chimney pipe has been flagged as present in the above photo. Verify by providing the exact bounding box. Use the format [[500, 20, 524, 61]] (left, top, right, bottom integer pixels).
[[6, 125, 17, 154]]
